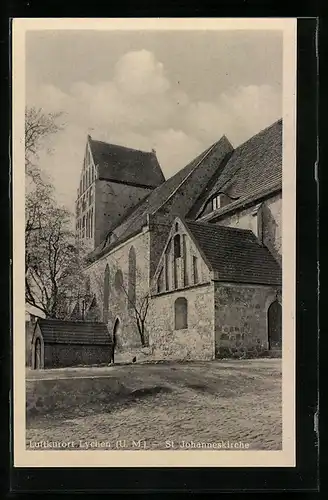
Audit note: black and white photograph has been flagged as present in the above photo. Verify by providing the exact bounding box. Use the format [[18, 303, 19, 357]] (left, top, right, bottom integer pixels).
[[13, 18, 296, 468]]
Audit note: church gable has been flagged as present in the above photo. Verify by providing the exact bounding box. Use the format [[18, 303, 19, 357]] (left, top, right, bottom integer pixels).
[[152, 217, 212, 295], [78, 138, 97, 199]]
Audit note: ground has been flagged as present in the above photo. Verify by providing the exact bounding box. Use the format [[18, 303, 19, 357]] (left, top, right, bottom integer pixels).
[[26, 359, 282, 451]]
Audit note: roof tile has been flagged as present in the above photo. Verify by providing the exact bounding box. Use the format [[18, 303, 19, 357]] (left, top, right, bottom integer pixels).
[[194, 119, 282, 218], [37, 319, 111, 345], [89, 138, 165, 188], [185, 220, 281, 285]]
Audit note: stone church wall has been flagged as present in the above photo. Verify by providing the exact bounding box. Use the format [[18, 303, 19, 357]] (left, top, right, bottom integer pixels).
[[148, 283, 215, 361], [85, 230, 151, 349], [214, 282, 281, 358]]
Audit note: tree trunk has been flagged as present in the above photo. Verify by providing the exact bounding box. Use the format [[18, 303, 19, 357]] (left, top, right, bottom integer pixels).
[[137, 318, 146, 347]]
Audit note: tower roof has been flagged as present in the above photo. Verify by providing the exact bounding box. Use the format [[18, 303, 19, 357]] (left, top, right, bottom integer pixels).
[[88, 137, 165, 188]]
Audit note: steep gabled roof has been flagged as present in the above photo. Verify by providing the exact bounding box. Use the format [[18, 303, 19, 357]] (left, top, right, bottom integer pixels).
[[185, 220, 281, 285], [193, 119, 282, 219], [88, 135, 233, 261], [89, 137, 165, 188], [36, 319, 111, 345]]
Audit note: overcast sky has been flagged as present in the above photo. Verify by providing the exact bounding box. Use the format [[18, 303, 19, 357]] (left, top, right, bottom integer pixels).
[[26, 29, 283, 212]]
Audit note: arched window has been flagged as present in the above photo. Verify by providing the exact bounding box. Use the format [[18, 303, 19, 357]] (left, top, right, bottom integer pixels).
[[128, 246, 136, 308], [103, 264, 110, 323], [114, 269, 123, 291], [174, 297, 188, 330], [174, 234, 181, 258]]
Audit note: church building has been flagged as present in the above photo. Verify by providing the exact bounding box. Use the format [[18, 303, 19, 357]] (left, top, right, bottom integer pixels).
[[75, 119, 283, 361]]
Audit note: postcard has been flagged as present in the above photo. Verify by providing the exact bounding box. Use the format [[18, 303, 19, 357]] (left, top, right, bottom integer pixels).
[[12, 17, 296, 468]]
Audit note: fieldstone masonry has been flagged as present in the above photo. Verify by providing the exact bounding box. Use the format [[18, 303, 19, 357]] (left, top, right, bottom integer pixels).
[[149, 284, 215, 361], [214, 283, 282, 358]]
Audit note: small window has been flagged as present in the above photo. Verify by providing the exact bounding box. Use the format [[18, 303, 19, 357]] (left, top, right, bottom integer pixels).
[[212, 195, 221, 211], [174, 297, 188, 330], [175, 222, 179, 232], [174, 234, 181, 258]]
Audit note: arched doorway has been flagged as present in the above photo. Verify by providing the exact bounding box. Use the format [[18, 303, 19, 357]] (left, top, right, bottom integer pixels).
[[268, 300, 282, 350], [34, 338, 41, 369]]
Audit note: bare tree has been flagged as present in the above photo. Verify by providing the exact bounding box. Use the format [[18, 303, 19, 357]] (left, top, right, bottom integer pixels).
[[120, 283, 150, 347], [109, 257, 151, 347], [25, 203, 86, 318], [25, 106, 64, 182], [25, 106, 64, 245], [24, 106, 86, 318]]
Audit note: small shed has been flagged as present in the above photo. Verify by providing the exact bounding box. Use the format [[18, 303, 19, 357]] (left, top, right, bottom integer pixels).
[[31, 319, 112, 369]]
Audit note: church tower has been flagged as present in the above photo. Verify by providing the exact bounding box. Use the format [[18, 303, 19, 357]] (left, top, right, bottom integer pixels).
[[75, 135, 165, 251]]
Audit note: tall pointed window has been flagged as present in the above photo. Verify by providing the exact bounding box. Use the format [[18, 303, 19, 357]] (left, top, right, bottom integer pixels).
[[165, 250, 170, 291], [128, 246, 136, 308], [173, 234, 181, 289], [182, 234, 188, 287], [114, 269, 123, 291], [174, 234, 181, 258], [157, 267, 164, 293], [90, 207, 94, 238], [85, 276, 91, 297], [103, 264, 110, 323], [193, 255, 199, 284]]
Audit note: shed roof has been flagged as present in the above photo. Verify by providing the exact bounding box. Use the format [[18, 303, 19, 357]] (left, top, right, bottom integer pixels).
[[37, 319, 111, 345]]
